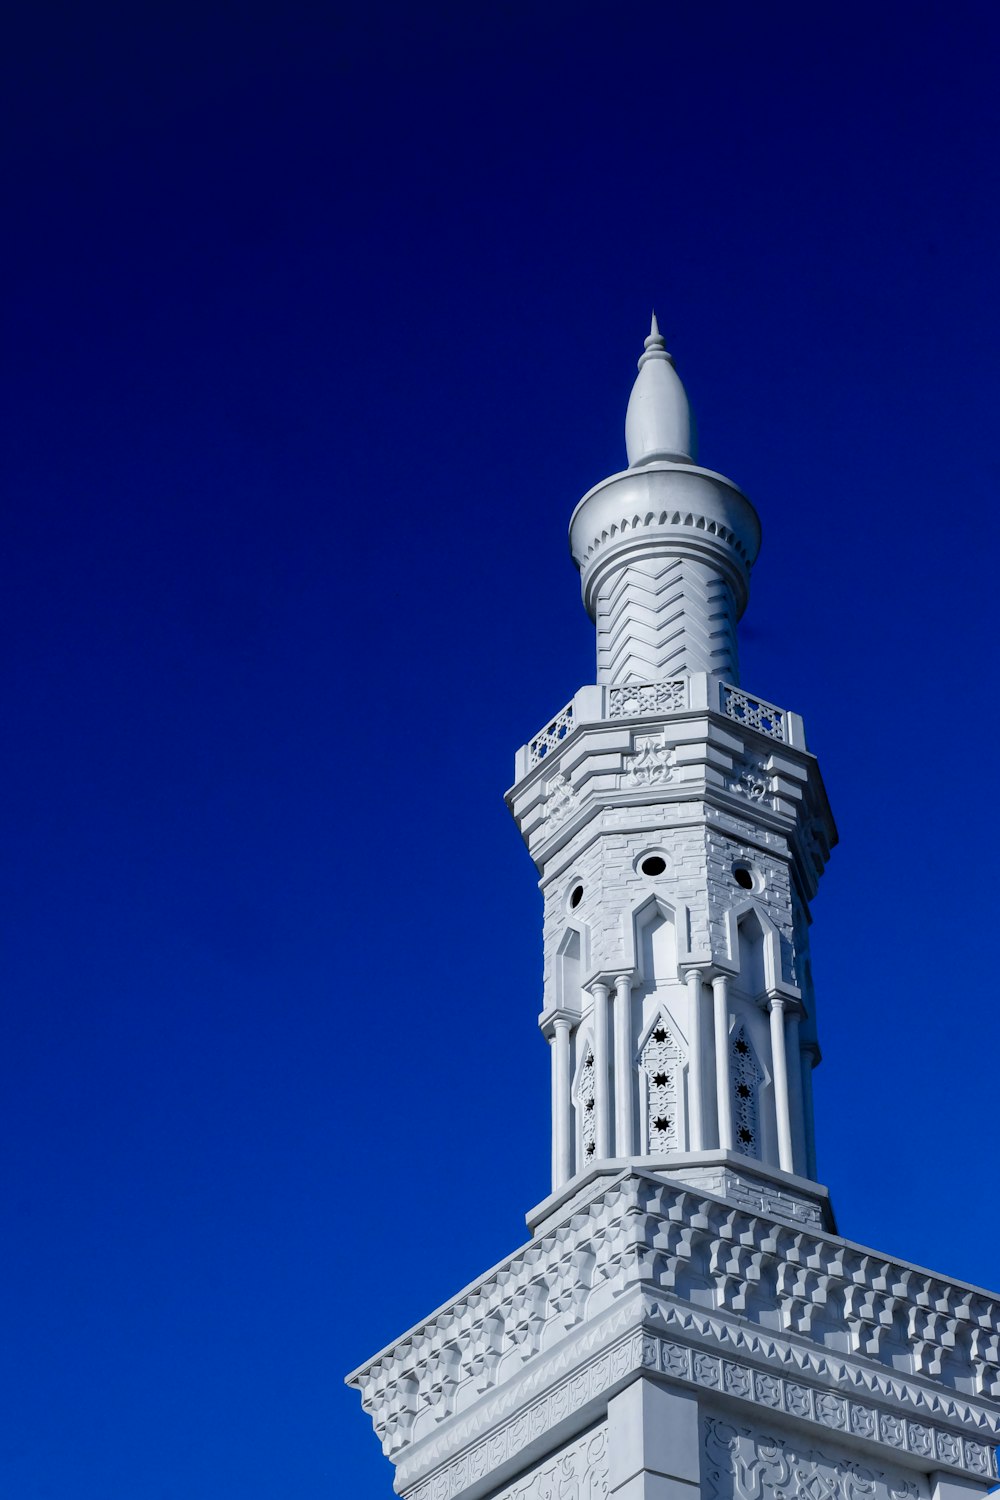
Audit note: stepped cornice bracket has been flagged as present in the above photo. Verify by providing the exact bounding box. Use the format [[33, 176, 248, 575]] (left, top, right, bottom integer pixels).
[[346, 1171, 1000, 1487]]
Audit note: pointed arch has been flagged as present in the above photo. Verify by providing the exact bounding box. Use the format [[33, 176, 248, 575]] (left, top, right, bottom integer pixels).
[[731, 1022, 764, 1158], [631, 893, 680, 992], [622, 890, 693, 976], [555, 921, 588, 1013], [571, 1030, 597, 1167], [723, 900, 783, 996], [636, 1008, 685, 1154]]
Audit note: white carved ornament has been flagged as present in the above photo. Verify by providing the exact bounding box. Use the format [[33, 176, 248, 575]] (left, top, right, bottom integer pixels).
[[488, 1422, 608, 1500], [350, 1174, 1000, 1474], [541, 770, 576, 832], [529, 702, 575, 767], [608, 680, 686, 717], [575, 1046, 597, 1164], [623, 730, 675, 788], [722, 685, 786, 741], [640, 1017, 683, 1153], [731, 1025, 762, 1157], [731, 757, 769, 802], [703, 1415, 922, 1500]]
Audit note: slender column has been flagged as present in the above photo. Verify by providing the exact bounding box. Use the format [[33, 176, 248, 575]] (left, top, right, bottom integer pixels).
[[551, 1018, 572, 1188], [801, 1041, 819, 1180], [590, 981, 611, 1158], [613, 974, 634, 1156], [785, 1008, 805, 1175], [685, 968, 706, 1150], [767, 993, 794, 1173], [712, 974, 733, 1151]]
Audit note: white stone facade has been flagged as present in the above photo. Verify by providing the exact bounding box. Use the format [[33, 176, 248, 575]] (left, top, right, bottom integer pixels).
[[347, 1170, 1000, 1497], [509, 671, 829, 1194], [346, 322, 999, 1500]]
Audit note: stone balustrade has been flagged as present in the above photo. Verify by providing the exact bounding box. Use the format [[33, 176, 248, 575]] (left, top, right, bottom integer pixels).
[[521, 676, 806, 780]]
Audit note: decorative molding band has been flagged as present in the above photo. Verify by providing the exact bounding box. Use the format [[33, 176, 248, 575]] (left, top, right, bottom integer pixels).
[[399, 1311, 996, 1500], [575, 508, 752, 569], [348, 1173, 1000, 1475], [643, 1294, 1000, 1436], [396, 1306, 646, 1493], [657, 1335, 996, 1481], [404, 1349, 621, 1500]]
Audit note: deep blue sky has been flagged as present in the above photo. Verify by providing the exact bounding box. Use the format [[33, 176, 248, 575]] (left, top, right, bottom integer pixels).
[[4, 4, 1000, 1496]]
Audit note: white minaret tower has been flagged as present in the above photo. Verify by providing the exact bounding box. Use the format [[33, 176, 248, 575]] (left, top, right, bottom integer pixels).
[[348, 323, 1000, 1500], [512, 315, 828, 1220]]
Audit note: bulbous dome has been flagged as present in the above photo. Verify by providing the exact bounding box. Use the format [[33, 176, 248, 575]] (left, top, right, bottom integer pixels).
[[624, 314, 696, 466]]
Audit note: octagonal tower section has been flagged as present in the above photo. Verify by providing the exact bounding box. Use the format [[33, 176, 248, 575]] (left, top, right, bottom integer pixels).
[[506, 320, 838, 1233]]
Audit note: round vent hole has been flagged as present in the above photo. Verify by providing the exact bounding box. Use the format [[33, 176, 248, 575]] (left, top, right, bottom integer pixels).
[[641, 856, 667, 877]]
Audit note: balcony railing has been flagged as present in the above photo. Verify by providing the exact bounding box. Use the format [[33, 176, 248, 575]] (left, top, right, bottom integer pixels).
[[720, 684, 786, 741], [521, 676, 795, 776]]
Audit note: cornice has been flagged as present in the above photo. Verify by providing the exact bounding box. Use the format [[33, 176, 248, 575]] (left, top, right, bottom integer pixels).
[[401, 1315, 997, 1500], [346, 1171, 1000, 1487]]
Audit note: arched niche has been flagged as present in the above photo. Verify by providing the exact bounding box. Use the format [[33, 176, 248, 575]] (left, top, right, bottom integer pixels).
[[554, 921, 587, 1014], [631, 893, 680, 996], [631, 894, 689, 1084], [724, 900, 783, 995], [728, 905, 781, 1168]]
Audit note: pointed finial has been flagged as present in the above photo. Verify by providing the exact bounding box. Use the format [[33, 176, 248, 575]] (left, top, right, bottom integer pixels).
[[626, 314, 694, 466], [639, 311, 672, 367]]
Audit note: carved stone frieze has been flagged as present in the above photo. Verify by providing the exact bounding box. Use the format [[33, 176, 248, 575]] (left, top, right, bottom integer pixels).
[[398, 1322, 643, 1497], [397, 1313, 997, 1500], [702, 1414, 924, 1500], [406, 1418, 609, 1500], [348, 1172, 1000, 1485]]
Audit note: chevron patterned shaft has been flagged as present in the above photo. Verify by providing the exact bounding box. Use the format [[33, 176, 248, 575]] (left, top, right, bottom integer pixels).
[[595, 557, 740, 684]]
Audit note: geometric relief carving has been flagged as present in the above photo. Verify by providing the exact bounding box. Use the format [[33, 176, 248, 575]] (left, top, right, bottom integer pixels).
[[703, 1416, 924, 1500], [731, 1025, 763, 1157], [721, 685, 786, 742], [608, 680, 687, 718], [488, 1422, 609, 1500], [575, 1044, 597, 1163], [350, 1174, 1000, 1484], [639, 1016, 683, 1153]]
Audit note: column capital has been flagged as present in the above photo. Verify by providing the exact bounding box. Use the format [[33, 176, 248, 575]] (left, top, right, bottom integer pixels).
[[588, 978, 611, 1000], [768, 989, 805, 1017], [612, 973, 633, 992]]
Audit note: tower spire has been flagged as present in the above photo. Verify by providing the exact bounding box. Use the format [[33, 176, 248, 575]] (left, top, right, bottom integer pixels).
[[625, 313, 693, 466], [570, 319, 759, 686]]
